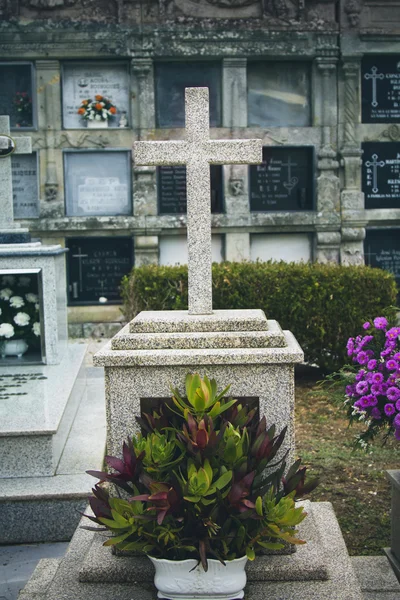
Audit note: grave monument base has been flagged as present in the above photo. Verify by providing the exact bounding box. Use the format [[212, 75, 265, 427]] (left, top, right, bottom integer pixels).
[[18, 501, 364, 600], [0, 344, 106, 544], [0, 228, 31, 244]]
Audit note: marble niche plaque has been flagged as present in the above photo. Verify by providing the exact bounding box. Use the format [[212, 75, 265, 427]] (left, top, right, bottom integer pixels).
[[158, 165, 223, 214], [66, 237, 133, 305], [247, 62, 311, 127], [155, 62, 222, 128], [11, 153, 39, 218], [62, 62, 130, 129], [362, 142, 400, 209], [64, 151, 131, 217], [362, 56, 400, 123], [0, 63, 34, 129], [250, 146, 314, 211], [364, 229, 400, 293]]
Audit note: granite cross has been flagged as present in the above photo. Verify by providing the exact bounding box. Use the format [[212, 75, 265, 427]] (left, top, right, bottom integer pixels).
[[133, 87, 262, 315], [0, 115, 32, 231]]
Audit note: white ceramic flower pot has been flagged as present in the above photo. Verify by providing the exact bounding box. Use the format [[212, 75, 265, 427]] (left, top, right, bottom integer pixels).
[[87, 120, 108, 128], [1, 339, 29, 358], [148, 555, 248, 600]]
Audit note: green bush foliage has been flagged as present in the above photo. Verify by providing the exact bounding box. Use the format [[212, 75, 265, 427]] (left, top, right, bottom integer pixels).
[[120, 262, 398, 372]]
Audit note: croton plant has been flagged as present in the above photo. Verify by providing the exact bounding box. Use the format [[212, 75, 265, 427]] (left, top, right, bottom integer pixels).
[[85, 374, 318, 570]]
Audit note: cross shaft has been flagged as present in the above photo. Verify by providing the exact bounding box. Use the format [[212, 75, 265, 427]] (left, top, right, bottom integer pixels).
[[134, 87, 262, 315]]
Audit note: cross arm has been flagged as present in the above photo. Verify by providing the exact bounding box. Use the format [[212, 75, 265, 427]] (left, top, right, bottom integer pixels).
[[133, 141, 189, 166], [13, 137, 32, 155], [205, 139, 263, 165]]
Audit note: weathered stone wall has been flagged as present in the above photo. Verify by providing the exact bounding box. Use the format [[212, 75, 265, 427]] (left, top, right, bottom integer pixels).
[[0, 0, 399, 326]]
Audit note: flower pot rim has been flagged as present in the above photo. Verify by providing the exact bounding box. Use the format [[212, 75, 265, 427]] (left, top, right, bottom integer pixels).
[[147, 555, 248, 566]]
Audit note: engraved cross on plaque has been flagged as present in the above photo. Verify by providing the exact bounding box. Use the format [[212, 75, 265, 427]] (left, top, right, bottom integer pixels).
[[0, 115, 32, 231], [364, 66, 385, 108], [134, 87, 262, 315], [365, 153, 385, 193], [282, 155, 299, 194], [72, 247, 89, 297]]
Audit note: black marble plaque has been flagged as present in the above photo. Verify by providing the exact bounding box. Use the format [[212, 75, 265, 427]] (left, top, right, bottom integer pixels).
[[362, 56, 400, 123], [0, 63, 34, 129], [12, 153, 39, 219], [155, 62, 222, 128], [250, 146, 314, 211], [158, 165, 223, 214], [364, 230, 400, 291], [66, 237, 133, 305], [362, 142, 400, 209]]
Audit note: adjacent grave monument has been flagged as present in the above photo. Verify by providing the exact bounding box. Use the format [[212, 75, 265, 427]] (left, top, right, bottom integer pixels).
[[0, 115, 105, 545], [17, 88, 369, 599]]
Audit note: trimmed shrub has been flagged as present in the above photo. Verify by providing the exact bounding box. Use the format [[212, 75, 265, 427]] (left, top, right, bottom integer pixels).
[[120, 262, 398, 372]]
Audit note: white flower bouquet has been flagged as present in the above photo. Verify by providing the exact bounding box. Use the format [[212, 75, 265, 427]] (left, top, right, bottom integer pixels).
[[77, 95, 117, 122], [0, 274, 41, 352]]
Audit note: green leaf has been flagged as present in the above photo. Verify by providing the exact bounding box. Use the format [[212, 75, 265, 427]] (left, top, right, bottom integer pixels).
[[257, 541, 284, 550], [213, 469, 232, 490], [193, 392, 206, 413], [103, 530, 133, 546], [255, 496, 263, 517], [246, 546, 256, 561]]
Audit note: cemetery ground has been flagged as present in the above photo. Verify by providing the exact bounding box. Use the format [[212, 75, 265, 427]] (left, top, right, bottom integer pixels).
[[295, 365, 397, 557]]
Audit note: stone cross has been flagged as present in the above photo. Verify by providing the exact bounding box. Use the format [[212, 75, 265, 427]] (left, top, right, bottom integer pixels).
[[0, 115, 32, 231], [134, 87, 262, 315]]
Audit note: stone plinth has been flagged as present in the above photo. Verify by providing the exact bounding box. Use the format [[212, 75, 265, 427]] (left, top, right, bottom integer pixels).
[[0, 242, 68, 365], [94, 309, 303, 464]]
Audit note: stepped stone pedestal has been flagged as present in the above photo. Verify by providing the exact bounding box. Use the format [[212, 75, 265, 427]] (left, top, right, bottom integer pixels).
[[0, 344, 108, 544], [94, 309, 303, 466]]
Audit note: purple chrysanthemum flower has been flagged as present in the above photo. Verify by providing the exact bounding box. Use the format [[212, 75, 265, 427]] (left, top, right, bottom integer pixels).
[[369, 395, 378, 406], [356, 369, 366, 381], [395, 429, 400, 441], [356, 380, 369, 394], [357, 351, 369, 365], [346, 384, 356, 397], [386, 359, 399, 371], [353, 400, 363, 410], [394, 352, 400, 361], [363, 322, 371, 330], [396, 398, 400, 412], [360, 396, 371, 408], [388, 374, 397, 385], [386, 327, 400, 340], [384, 403, 396, 416], [374, 317, 388, 330], [346, 338, 355, 356], [381, 348, 392, 358], [381, 382, 388, 394], [371, 372, 384, 384], [367, 359, 377, 370], [371, 383, 382, 396], [371, 407, 382, 420], [394, 413, 400, 428], [387, 387, 400, 401]]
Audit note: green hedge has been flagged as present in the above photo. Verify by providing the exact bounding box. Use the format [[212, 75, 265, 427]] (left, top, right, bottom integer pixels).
[[121, 262, 398, 372]]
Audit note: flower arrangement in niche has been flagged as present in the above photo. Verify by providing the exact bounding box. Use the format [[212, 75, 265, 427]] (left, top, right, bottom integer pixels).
[[323, 316, 400, 447], [13, 91, 33, 128], [77, 95, 117, 123], [85, 374, 318, 576], [0, 274, 41, 353]]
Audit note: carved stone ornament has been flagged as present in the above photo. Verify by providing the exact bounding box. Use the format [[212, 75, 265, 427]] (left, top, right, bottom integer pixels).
[[229, 178, 244, 196], [29, 0, 77, 7], [45, 183, 58, 202], [344, 0, 361, 27]]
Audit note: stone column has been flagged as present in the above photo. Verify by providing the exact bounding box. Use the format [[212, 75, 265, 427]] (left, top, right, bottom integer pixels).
[[222, 58, 250, 261], [132, 58, 158, 260], [36, 60, 61, 206], [340, 59, 365, 266], [134, 235, 159, 266], [315, 58, 341, 264]]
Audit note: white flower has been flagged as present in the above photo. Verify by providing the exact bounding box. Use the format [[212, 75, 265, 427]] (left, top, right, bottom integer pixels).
[[33, 322, 41, 337], [95, 114, 102, 121], [25, 293, 39, 304], [14, 312, 30, 327], [34, 303, 39, 311], [2, 275, 15, 286], [0, 288, 13, 300], [18, 276, 31, 287], [10, 296, 25, 308], [88, 114, 94, 120], [0, 323, 14, 338]]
